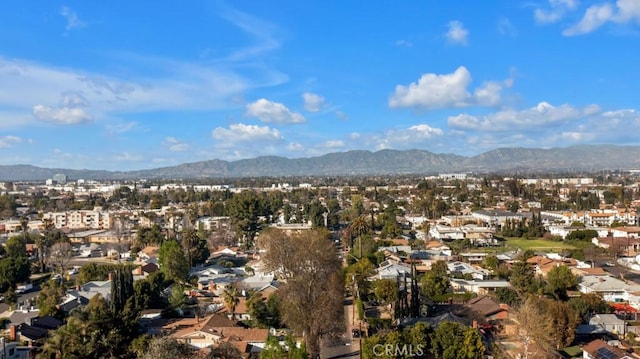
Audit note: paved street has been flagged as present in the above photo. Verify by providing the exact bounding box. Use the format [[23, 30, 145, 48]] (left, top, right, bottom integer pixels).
[[320, 296, 361, 359]]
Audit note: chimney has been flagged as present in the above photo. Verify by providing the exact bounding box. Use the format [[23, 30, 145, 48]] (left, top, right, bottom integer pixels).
[[472, 320, 478, 329], [108, 272, 113, 281], [9, 325, 17, 341]]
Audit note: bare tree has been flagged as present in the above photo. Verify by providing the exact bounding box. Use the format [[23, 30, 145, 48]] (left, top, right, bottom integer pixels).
[[511, 296, 552, 359], [47, 242, 73, 276], [259, 228, 344, 358]]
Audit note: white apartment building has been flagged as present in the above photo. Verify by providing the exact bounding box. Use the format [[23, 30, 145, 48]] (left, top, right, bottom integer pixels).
[[42, 209, 112, 230]]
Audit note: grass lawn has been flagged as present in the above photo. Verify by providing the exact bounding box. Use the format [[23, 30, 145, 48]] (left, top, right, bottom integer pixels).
[[504, 238, 577, 251]]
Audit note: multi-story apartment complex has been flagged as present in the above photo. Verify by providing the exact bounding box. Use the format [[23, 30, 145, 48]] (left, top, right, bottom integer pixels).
[[42, 209, 112, 230]]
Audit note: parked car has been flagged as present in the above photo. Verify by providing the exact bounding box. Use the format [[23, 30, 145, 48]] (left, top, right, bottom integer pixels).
[[16, 283, 33, 294], [604, 261, 615, 267], [68, 267, 79, 275]]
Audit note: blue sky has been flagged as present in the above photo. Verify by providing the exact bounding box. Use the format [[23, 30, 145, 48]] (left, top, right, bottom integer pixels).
[[1, 0, 640, 171]]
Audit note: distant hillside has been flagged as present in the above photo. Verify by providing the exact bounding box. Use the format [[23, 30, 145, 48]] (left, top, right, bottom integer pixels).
[[1, 145, 640, 181]]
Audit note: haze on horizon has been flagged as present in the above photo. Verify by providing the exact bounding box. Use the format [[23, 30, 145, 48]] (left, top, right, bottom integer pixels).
[[1, 0, 640, 171]]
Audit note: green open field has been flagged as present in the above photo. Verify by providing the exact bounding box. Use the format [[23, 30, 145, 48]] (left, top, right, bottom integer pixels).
[[504, 238, 577, 251]]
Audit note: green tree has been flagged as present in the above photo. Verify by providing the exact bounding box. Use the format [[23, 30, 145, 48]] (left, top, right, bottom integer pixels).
[[0, 194, 17, 219], [226, 190, 263, 249], [482, 255, 499, 271], [158, 240, 189, 282], [350, 215, 371, 258], [110, 268, 135, 314], [346, 258, 374, 298], [261, 334, 308, 359], [247, 291, 281, 328], [495, 287, 520, 307], [3, 287, 17, 310], [169, 284, 186, 312], [509, 260, 535, 296], [373, 279, 398, 305], [569, 293, 613, 321], [5, 235, 27, 257], [0, 256, 31, 292], [565, 229, 599, 241], [430, 321, 485, 359], [545, 264, 578, 300], [222, 283, 240, 319], [36, 280, 65, 317], [420, 261, 450, 298]]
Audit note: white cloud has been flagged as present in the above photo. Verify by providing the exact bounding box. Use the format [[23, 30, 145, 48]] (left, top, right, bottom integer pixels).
[[112, 152, 143, 162], [302, 92, 325, 112], [603, 108, 637, 119], [32, 105, 92, 124], [0, 136, 22, 149], [445, 21, 469, 45], [212, 123, 283, 143], [0, 56, 275, 128], [563, 0, 640, 35], [106, 121, 138, 135], [447, 101, 600, 131], [389, 66, 509, 109], [219, 6, 280, 61], [60, 6, 86, 31], [498, 18, 518, 37], [336, 110, 348, 120], [563, 3, 615, 35], [246, 98, 305, 124], [287, 142, 304, 151], [395, 39, 413, 47], [323, 140, 346, 149], [349, 132, 361, 140], [164, 137, 189, 152], [375, 124, 444, 150], [534, 0, 579, 24], [60, 91, 88, 107]]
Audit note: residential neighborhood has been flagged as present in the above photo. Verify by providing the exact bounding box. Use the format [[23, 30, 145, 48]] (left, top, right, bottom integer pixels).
[[1, 171, 640, 358]]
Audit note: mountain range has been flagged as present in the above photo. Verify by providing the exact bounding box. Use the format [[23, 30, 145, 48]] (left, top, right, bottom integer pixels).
[[1, 145, 640, 181]]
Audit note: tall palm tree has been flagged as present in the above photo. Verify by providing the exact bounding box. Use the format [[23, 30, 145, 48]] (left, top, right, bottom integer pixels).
[[222, 284, 240, 320], [350, 216, 370, 258]]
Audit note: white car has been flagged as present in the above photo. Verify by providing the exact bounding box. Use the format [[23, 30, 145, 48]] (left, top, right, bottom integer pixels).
[[68, 267, 79, 275]]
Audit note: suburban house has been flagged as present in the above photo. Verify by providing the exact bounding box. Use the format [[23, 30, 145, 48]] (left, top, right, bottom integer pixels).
[[612, 227, 640, 238], [581, 339, 634, 359], [447, 261, 490, 280], [592, 237, 640, 257], [462, 295, 509, 321], [58, 280, 112, 313], [12, 316, 63, 346], [578, 275, 640, 308], [450, 279, 511, 295], [137, 246, 160, 264], [373, 261, 411, 280], [547, 225, 608, 240], [166, 314, 269, 356]]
